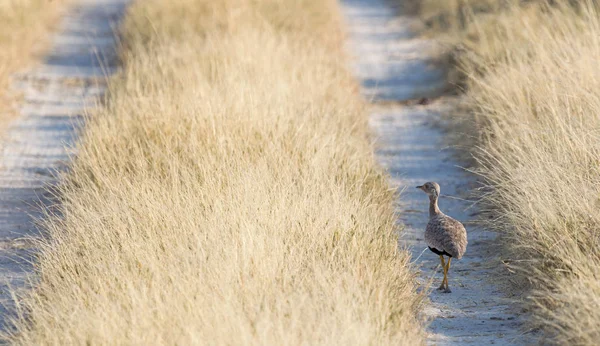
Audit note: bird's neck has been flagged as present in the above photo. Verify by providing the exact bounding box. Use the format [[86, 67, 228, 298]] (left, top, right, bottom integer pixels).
[[429, 195, 441, 217]]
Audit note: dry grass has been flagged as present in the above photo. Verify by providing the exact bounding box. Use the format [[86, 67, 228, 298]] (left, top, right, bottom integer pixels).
[[0, 0, 68, 120], [411, 0, 600, 344], [6, 0, 424, 344]]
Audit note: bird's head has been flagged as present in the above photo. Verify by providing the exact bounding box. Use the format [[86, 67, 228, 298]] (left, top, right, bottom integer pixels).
[[416, 182, 440, 198]]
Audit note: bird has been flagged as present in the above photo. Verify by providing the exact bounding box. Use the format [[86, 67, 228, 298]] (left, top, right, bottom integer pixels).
[[416, 182, 467, 293]]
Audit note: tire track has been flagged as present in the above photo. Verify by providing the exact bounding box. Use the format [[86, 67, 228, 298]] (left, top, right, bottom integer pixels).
[[0, 0, 128, 332], [341, 0, 536, 344]]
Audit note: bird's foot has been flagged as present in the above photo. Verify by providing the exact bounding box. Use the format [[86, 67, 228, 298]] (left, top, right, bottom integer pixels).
[[442, 287, 452, 294], [437, 284, 446, 291]]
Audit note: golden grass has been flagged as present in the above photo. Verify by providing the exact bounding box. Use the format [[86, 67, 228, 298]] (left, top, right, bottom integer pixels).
[[411, 0, 600, 343], [6, 0, 424, 344], [0, 0, 68, 119]]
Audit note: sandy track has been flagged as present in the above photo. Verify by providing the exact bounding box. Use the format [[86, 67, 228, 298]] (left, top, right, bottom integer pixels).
[[0, 0, 128, 332], [341, 0, 537, 344]]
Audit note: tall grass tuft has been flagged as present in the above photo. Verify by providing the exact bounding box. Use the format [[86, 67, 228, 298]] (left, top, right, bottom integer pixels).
[[6, 0, 425, 344], [0, 0, 68, 120]]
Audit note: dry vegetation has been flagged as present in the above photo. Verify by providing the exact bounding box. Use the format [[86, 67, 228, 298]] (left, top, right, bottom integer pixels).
[[0, 0, 68, 120], [411, 0, 600, 343], [6, 0, 424, 344]]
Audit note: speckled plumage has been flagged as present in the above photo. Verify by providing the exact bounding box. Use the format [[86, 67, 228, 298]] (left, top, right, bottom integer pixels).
[[425, 213, 467, 259]]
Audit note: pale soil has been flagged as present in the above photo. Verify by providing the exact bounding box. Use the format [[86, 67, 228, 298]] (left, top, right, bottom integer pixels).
[[0, 0, 128, 332], [342, 0, 538, 344]]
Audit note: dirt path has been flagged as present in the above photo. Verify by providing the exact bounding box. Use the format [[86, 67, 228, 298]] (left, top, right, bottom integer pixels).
[[342, 0, 536, 344], [0, 0, 128, 331]]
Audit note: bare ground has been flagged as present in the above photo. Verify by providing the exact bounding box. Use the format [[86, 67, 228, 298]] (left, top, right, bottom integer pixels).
[[0, 0, 128, 332], [341, 0, 538, 344]]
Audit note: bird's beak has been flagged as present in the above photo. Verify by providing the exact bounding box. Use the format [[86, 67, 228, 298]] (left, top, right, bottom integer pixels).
[[416, 185, 423, 189]]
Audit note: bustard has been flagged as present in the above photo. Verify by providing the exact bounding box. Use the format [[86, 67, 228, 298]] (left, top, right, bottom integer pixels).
[[416, 182, 468, 293]]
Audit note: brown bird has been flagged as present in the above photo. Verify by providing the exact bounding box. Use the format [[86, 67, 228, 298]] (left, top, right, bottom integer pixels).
[[416, 182, 468, 293]]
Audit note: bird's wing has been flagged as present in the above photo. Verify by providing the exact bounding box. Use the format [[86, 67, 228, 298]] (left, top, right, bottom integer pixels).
[[425, 215, 468, 259], [425, 218, 446, 252]]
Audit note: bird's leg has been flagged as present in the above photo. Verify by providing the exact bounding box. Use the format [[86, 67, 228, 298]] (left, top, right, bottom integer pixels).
[[437, 255, 446, 290], [443, 258, 452, 293]]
